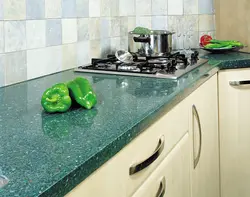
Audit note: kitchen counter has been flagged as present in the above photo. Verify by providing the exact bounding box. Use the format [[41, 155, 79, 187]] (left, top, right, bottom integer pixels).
[[1, 51, 250, 197], [202, 51, 250, 69]]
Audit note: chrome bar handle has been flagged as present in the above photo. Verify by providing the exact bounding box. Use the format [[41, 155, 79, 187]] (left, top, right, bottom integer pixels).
[[129, 136, 165, 175], [229, 80, 250, 86], [192, 105, 202, 169], [156, 177, 166, 197]]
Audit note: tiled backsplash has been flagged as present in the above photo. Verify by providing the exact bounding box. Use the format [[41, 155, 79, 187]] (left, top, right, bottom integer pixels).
[[0, 0, 215, 87]]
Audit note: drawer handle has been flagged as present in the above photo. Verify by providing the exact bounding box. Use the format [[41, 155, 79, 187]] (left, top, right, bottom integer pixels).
[[229, 80, 250, 86], [129, 136, 165, 175], [192, 105, 202, 169], [156, 177, 166, 197]]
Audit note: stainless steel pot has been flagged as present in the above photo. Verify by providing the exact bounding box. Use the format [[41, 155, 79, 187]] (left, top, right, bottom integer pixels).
[[128, 30, 175, 56]]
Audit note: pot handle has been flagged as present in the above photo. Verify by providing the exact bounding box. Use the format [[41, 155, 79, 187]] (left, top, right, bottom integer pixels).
[[133, 36, 151, 43]]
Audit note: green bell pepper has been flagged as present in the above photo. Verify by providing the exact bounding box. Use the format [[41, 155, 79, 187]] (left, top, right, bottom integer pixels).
[[210, 39, 244, 47], [67, 77, 97, 110], [204, 43, 233, 49], [41, 83, 72, 113]]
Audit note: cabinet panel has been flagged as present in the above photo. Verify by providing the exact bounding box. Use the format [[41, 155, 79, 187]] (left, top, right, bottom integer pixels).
[[66, 99, 189, 197], [132, 134, 190, 197], [188, 74, 220, 197], [219, 68, 250, 197], [215, 0, 250, 53]]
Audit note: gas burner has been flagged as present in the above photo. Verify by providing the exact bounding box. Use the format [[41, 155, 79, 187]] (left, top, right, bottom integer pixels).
[[118, 63, 140, 72], [96, 63, 114, 68], [158, 66, 176, 75], [75, 50, 208, 79], [148, 58, 169, 64]]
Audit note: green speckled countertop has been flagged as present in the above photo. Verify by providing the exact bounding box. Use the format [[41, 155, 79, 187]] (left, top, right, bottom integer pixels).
[[1, 52, 250, 197]]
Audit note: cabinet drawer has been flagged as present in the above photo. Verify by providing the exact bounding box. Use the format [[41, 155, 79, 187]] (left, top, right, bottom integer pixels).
[[66, 99, 189, 197], [132, 134, 190, 197], [220, 68, 250, 83]]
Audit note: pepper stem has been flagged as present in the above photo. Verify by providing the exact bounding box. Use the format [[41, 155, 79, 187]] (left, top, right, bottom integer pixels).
[[46, 97, 58, 103]]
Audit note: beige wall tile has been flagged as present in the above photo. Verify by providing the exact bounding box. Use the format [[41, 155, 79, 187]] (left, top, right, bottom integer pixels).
[[27, 46, 62, 79], [199, 14, 215, 31], [136, 0, 151, 16], [120, 17, 128, 36], [45, 0, 62, 18], [184, 0, 198, 15], [110, 37, 120, 53], [119, 0, 135, 16], [100, 38, 111, 57], [4, 21, 26, 52], [89, 18, 100, 40], [77, 41, 90, 66], [101, 0, 111, 17], [5, 51, 27, 85], [110, 17, 120, 37], [89, 0, 101, 17], [100, 17, 111, 38], [168, 16, 185, 32], [152, 16, 168, 30], [136, 16, 152, 29], [26, 20, 46, 49], [110, 0, 119, 16], [90, 40, 101, 58], [184, 31, 199, 49], [76, 0, 89, 17], [44, 46, 62, 75], [27, 47, 46, 79], [4, 0, 26, 20], [185, 15, 199, 31], [120, 36, 128, 51], [128, 16, 136, 32], [152, 0, 168, 15], [0, 54, 5, 87], [168, 0, 183, 15], [0, 22, 4, 53], [78, 18, 89, 41], [62, 19, 77, 44], [62, 43, 77, 70]]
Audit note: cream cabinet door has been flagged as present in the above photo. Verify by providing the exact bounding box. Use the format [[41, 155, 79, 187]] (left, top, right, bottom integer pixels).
[[219, 68, 250, 197], [188, 74, 220, 197], [132, 133, 190, 197], [66, 99, 189, 197]]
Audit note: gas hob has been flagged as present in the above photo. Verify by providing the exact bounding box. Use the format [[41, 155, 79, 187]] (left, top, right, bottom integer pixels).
[[75, 51, 208, 79]]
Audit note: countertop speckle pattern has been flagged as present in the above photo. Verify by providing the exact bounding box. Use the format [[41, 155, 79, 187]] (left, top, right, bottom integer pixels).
[[202, 52, 250, 69], [1, 51, 250, 197]]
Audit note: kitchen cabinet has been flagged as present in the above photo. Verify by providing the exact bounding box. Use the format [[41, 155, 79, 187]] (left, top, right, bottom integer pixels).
[[187, 74, 220, 197], [219, 68, 250, 197], [132, 133, 190, 197], [66, 98, 189, 197], [66, 74, 220, 197]]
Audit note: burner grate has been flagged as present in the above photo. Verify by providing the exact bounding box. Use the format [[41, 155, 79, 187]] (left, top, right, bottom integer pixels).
[[76, 50, 206, 79]]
